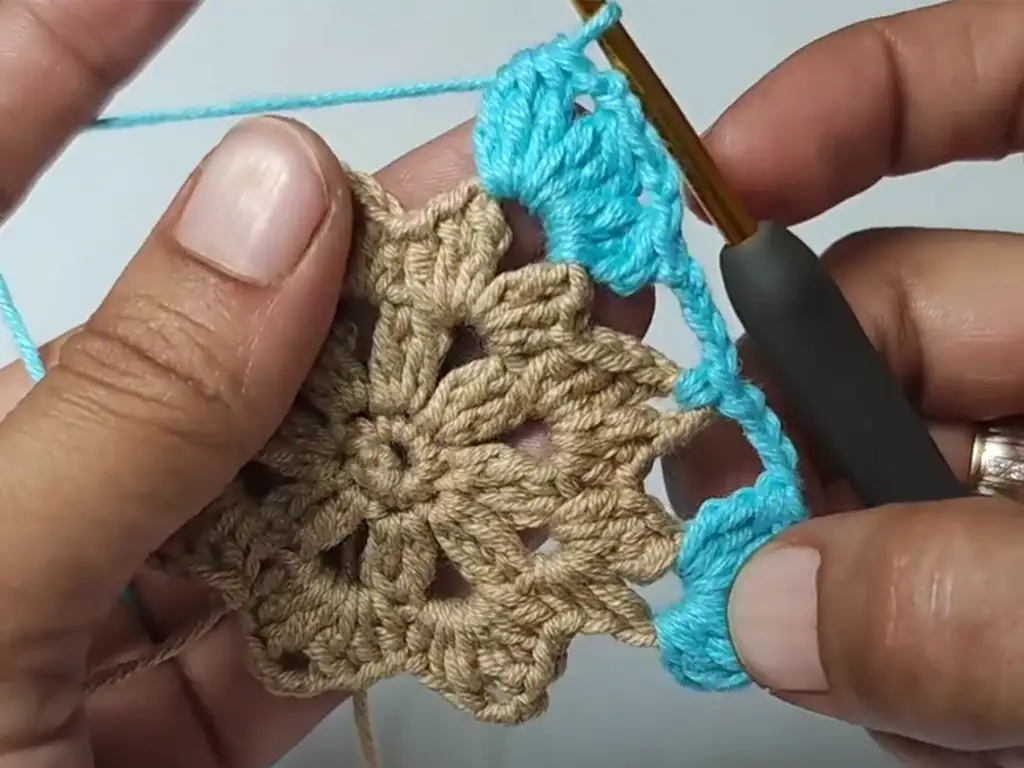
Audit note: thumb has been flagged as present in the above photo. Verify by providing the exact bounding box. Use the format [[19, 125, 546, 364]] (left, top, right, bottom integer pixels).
[[727, 495, 1024, 751], [0, 116, 352, 627]]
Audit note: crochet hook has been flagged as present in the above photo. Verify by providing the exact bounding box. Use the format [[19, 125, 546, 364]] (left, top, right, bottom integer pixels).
[[570, 0, 965, 507]]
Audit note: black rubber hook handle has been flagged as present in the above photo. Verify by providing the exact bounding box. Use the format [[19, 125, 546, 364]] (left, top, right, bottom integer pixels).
[[720, 221, 965, 507]]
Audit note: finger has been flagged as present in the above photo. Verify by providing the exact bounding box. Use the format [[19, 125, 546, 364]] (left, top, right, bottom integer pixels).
[[728, 495, 1024, 751], [0, 116, 353, 627], [0, 124, 653, 581], [872, 731, 1007, 768], [84, 118, 661, 768], [0, 0, 198, 211], [702, 0, 1024, 224], [873, 731, 1024, 768], [663, 227, 1024, 516], [87, 579, 227, 768], [86, 569, 343, 768], [0, 121, 655, 421], [0, 331, 67, 419]]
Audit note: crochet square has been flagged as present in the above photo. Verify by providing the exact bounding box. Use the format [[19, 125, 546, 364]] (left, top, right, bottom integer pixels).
[[154, 172, 712, 723], [80, 2, 807, 732]]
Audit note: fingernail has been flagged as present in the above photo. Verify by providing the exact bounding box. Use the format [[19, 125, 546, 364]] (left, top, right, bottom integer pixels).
[[175, 117, 327, 284], [728, 546, 828, 692]]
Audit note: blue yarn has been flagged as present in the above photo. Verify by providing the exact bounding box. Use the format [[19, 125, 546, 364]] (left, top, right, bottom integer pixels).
[[91, 77, 493, 131], [0, 1, 806, 688], [0, 275, 44, 382], [473, 1, 807, 690]]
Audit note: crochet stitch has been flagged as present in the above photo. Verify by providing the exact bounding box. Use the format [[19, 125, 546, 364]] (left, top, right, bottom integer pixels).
[[154, 172, 709, 723], [81, 6, 807, 721], [476, 6, 805, 691], [0, 7, 817, 767]]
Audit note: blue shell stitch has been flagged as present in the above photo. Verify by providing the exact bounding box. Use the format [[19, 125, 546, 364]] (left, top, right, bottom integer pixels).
[[471, 2, 808, 692]]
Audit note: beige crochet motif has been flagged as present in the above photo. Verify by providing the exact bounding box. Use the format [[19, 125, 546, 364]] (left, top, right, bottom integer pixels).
[[87, 168, 711, 728]]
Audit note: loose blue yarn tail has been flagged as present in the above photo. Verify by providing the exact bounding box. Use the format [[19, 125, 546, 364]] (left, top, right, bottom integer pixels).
[[0, 1, 806, 687]]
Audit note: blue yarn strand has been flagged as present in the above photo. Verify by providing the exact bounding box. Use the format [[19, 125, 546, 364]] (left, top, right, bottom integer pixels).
[[0, 274, 44, 382], [0, 0, 807, 687], [85, 0, 613, 132], [91, 77, 494, 131], [0, 0, 615, 383]]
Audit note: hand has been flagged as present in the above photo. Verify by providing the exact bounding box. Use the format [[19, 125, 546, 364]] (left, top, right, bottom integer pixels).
[[664, 2, 1024, 766], [0, 5, 657, 767]]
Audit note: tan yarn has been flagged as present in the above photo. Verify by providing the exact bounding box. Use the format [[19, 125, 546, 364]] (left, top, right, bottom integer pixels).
[[86, 169, 711, 736]]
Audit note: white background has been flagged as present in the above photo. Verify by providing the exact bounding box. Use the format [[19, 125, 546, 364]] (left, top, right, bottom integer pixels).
[[1, 1, 1019, 766]]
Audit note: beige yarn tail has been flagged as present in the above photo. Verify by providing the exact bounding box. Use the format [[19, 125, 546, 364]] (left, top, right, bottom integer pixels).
[[86, 604, 228, 690], [353, 691, 381, 768], [86, 606, 382, 768]]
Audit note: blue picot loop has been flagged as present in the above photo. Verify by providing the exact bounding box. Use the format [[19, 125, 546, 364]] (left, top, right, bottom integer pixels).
[[472, 1, 809, 693], [656, 470, 803, 689]]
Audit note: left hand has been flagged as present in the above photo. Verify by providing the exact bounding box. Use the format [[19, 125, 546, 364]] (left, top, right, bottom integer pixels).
[[0, 4, 659, 768], [0, 1, 359, 763]]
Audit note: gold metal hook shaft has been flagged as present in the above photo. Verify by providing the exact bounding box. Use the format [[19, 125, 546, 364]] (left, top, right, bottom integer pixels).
[[570, 0, 756, 245]]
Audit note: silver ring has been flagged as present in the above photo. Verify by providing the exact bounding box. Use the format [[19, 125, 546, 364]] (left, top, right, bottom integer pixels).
[[969, 420, 1024, 502]]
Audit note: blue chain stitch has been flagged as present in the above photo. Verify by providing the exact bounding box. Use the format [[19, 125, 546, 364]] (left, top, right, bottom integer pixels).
[[473, 2, 807, 691], [0, 1, 805, 688]]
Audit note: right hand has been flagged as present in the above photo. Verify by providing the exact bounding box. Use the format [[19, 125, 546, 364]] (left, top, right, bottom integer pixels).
[[665, 1, 1024, 766]]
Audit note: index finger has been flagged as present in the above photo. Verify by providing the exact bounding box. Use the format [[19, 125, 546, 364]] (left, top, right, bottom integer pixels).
[[0, 0, 197, 213], [704, 0, 1024, 225]]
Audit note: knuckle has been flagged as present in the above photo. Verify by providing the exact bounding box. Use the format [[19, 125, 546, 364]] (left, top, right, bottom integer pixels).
[[843, 509, 940, 705], [819, 228, 892, 270], [839, 507, 1011, 722], [819, 228, 921, 392], [820, 229, 910, 342], [55, 292, 247, 447], [819, 229, 906, 296]]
